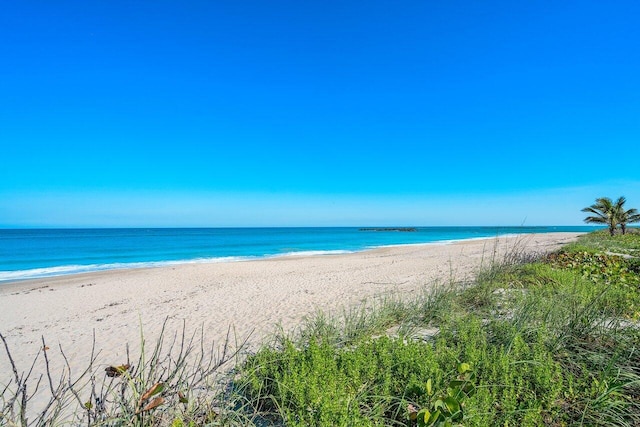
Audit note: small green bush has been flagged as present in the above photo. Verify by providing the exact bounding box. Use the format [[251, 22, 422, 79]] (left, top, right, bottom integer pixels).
[[239, 316, 574, 426]]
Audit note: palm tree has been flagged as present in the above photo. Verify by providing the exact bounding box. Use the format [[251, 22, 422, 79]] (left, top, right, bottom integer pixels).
[[582, 197, 620, 236], [618, 205, 640, 235], [582, 196, 640, 235]]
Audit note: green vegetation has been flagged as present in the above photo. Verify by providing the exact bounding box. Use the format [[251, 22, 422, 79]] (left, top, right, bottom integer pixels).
[[582, 196, 640, 235], [565, 228, 640, 257], [237, 232, 640, 426], [2, 231, 640, 426]]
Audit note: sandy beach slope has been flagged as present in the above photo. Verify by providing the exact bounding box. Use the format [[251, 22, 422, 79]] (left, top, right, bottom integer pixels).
[[0, 232, 580, 378]]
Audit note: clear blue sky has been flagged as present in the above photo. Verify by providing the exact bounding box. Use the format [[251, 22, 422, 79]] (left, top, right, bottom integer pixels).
[[1, 1, 639, 227]]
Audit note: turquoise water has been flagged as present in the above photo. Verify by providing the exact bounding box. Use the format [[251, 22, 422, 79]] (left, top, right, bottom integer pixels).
[[0, 227, 594, 282]]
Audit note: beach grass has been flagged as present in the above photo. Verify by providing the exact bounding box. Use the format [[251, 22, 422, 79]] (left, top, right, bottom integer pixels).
[[235, 231, 640, 426], [2, 231, 640, 426]]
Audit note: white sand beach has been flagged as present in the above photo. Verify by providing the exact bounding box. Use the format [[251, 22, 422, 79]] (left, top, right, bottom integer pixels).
[[0, 232, 581, 382]]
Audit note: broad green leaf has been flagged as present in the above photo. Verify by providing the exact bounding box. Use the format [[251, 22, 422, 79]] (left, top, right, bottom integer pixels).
[[443, 396, 460, 415], [458, 362, 471, 374], [417, 408, 431, 426], [427, 410, 442, 425]]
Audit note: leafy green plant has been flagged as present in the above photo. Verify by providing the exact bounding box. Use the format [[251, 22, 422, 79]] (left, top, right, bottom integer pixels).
[[407, 363, 475, 427], [546, 251, 639, 286], [544, 250, 640, 319]]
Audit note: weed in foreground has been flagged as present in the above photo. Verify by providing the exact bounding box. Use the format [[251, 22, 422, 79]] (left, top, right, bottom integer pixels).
[[0, 321, 250, 426]]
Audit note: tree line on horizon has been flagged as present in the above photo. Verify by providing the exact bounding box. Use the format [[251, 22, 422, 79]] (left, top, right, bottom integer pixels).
[[582, 196, 640, 236]]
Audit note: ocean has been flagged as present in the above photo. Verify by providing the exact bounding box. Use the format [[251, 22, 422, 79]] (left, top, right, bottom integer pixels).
[[0, 226, 593, 282]]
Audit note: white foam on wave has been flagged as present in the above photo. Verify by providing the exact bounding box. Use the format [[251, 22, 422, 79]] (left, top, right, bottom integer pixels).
[[0, 234, 525, 283], [0, 250, 358, 283], [0, 256, 256, 282]]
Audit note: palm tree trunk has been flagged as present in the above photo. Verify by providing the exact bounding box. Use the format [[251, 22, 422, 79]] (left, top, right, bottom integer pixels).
[[609, 225, 615, 236], [621, 224, 626, 235]]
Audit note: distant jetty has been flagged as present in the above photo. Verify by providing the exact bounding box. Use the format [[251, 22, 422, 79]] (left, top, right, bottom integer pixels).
[[359, 227, 418, 232]]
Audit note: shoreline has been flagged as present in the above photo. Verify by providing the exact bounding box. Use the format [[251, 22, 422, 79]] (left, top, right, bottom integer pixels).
[[0, 232, 582, 413], [1, 233, 581, 373], [1, 232, 556, 284]]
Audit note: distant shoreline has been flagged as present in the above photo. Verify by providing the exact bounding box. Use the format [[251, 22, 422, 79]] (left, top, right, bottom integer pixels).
[[0, 229, 591, 284]]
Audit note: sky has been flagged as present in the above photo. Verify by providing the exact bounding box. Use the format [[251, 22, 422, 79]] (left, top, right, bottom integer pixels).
[[1, 0, 639, 227]]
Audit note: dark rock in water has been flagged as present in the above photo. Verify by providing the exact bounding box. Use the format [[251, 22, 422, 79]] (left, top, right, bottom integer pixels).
[[359, 227, 418, 232]]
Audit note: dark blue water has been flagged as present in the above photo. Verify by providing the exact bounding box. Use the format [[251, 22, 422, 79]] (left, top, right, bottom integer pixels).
[[0, 227, 594, 282]]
